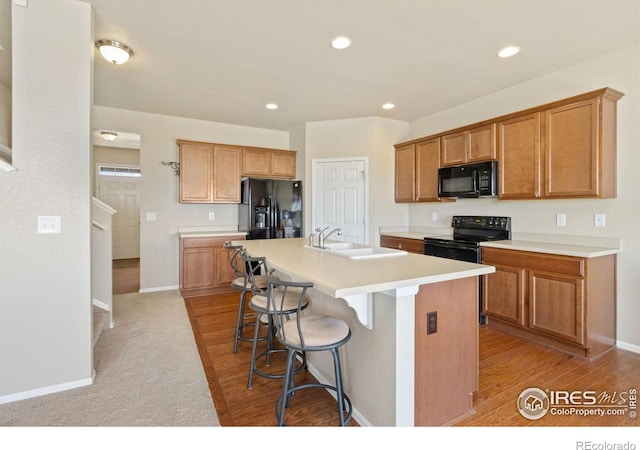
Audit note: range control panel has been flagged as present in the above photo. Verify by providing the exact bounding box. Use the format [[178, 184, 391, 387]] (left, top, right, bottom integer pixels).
[[451, 216, 511, 231]]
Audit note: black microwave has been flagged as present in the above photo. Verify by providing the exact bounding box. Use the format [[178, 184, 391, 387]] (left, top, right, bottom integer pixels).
[[438, 161, 498, 198]]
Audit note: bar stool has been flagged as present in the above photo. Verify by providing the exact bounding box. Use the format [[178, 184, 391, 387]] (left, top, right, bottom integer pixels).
[[267, 274, 353, 426], [224, 241, 267, 353], [244, 253, 309, 389]]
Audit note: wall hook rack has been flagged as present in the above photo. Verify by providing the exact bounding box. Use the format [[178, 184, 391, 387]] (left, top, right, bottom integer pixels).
[[161, 161, 180, 176]]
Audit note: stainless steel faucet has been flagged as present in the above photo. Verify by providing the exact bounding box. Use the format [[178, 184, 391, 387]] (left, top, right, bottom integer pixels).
[[315, 226, 342, 248]]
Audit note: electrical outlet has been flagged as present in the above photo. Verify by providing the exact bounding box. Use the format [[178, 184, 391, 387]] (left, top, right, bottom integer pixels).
[[37, 216, 61, 234], [427, 311, 437, 335], [556, 213, 566, 227], [594, 214, 606, 227], [209, 212, 215, 220], [431, 212, 438, 221]]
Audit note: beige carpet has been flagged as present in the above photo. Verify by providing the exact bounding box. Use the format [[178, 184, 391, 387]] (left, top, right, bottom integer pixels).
[[0, 290, 220, 427]]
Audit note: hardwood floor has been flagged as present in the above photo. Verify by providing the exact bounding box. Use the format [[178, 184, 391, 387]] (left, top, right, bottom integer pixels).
[[185, 291, 640, 427], [112, 258, 140, 295]]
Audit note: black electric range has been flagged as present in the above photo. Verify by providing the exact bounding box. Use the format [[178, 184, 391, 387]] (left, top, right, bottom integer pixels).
[[424, 215, 511, 323]]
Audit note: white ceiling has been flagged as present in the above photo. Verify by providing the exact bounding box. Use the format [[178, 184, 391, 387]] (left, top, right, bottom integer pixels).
[[2, 0, 640, 132]]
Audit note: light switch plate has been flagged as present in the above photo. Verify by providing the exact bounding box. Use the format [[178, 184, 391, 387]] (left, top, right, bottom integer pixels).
[[146, 212, 157, 221], [209, 212, 215, 220], [37, 216, 61, 234]]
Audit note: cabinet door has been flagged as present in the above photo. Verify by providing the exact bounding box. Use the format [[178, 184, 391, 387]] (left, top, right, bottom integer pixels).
[[529, 271, 584, 344], [179, 142, 213, 203], [182, 247, 216, 290], [394, 143, 416, 202], [498, 113, 542, 199], [213, 145, 241, 203], [270, 150, 296, 178], [544, 98, 598, 197], [440, 132, 466, 166], [483, 265, 526, 325], [242, 147, 271, 177], [415, 138, 441, 201], [468, 123, 496, 162], [214, 246, 235, 288]]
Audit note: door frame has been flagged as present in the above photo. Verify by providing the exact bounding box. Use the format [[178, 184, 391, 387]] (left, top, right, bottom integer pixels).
[[311, 157, 370, 244]]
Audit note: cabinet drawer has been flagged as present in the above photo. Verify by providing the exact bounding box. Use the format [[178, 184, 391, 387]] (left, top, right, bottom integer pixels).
[[380, 236, 424, 254], [181, 236, 233, 249], [482, 247, 584, 277]]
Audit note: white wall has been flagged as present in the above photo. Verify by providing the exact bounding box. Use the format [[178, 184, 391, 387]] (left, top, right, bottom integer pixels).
[[92, 107, 290, 291], [0, 0, 93, 400], [407, 43, 640, 350], [305, 116, 410, 245]]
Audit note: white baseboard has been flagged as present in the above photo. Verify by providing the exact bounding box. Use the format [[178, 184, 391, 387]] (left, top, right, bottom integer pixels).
[[92, 298, 111, 311], [0, 377, 93, 406], [138, 285, 179, 293], [616, 340, 640, 354]]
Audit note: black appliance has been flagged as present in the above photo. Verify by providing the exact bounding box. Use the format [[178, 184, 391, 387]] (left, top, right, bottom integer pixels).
[[424, 215, 511, 323], [438, 160, 498, 198], [239, 178, 303, 240]]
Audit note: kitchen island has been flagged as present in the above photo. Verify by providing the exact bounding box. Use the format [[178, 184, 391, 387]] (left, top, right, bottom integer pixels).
[[235, 237, 495, 426]]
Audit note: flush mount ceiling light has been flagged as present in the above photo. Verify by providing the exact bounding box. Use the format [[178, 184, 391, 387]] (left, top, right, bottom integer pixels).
[[382, 103, 395, 110], [100, 131, 118, 142], [265, 103, 279, 110], [95, 39, 134, 64], [331, 36, 352, 50], [498, 46, 520, 58]]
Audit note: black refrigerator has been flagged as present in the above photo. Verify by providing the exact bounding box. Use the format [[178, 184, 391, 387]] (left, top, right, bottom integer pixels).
[[239, 178, 303, 240]]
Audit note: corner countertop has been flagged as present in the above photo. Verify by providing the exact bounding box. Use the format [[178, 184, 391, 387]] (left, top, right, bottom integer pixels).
[[234, 237, 494, 299], [178, 226, 247, 238]]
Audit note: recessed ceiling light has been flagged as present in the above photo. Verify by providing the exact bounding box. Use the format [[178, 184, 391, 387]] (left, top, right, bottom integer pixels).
[[382, 103, 395, 110], [498, 46, 520, 58], [331, 36, 352, 50], [265, 103, 278, 110]]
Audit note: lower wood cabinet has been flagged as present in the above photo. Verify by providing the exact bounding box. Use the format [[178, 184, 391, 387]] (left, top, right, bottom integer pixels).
[[379, 235, 424, 254], [482, 247, 616, 359], [180, 235, 244, 297]]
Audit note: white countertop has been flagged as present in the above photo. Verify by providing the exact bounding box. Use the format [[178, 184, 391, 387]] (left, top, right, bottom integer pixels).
[[234, 237, 494, 299], [480, 240, 619, 258], [178, 226, 247, 238]]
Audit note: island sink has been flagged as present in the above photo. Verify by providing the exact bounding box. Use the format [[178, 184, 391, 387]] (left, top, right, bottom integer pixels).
[[305, 241, 408, 259]]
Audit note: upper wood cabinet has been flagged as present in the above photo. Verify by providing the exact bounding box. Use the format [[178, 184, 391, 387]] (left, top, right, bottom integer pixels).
[[178, 140, 297, 203], [178, 140, 241, 203], [440, 123, 496, 167], [395, 86, 624, 202], [394, 137, 443, 202], [498, 88, 622, 199], [242, 147, 296, 179], [498, 113, 542, 199]]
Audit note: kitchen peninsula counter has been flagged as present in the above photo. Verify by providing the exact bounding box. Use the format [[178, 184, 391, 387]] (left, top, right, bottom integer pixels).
[[235, 237, 495, 426]]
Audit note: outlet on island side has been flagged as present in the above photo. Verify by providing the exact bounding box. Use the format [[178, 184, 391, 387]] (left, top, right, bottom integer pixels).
[[427, 311, 437, 335]]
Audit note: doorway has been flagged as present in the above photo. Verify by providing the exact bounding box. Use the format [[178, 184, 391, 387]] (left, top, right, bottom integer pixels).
[[312, 158, 368, 244]]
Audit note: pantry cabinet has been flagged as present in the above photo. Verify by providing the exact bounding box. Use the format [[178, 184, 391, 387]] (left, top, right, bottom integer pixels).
[[482, 247, 615, 359], [394, 137, 443, 202], [180, 235, 244, 297]]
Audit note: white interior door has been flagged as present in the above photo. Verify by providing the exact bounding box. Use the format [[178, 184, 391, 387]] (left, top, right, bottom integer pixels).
[[313, 159, 366, 244], [98, 169, 140, 259]]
